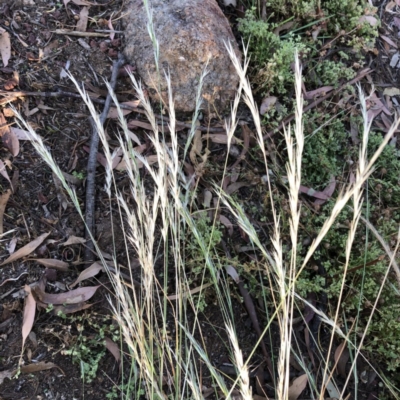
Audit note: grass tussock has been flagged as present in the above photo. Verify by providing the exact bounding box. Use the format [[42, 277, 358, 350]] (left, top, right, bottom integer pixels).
[[15, 35, 400, 400]]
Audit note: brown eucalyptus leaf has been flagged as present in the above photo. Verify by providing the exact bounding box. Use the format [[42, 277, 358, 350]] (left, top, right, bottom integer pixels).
[[32, 258, 69, 271], [225, 265, 240, 283], [226, 182, 250, 195], [0, 369, 13, 384], [202, 134, 242, 145], [219, 215, 233, 236], [22, 285, 36, 350], [105, 337, 121, 364], [0, 159, 11, 187], [0, 189, 11, 235], [314, 176, 336, 205], [334, 342, 349, 378], [33, 285, 100, 305], [288, 374, 308, 400], [69, 261, 103, 288], [0, 111, 19, 156], [76, 6, 89, 32], [20, 361, 63, 374], [0, 232, 50, 267], [62, 235, 86, 246], [10, 127, 33, 140], [107, 100, 140, 119], [71, 0, 99, 5], [52, 302, 93, 315], [0, 28, 11, 67]]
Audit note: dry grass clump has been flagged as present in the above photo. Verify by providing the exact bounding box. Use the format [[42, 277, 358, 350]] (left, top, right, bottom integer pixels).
[[16, 38, 400, 400]]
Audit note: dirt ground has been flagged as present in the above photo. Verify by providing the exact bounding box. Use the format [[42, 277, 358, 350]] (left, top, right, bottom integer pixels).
[[0, 0, 398, 399]]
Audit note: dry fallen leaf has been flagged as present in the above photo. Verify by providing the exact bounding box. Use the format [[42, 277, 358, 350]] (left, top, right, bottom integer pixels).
[[334, 342, 349, 378], [0, 159, 12, 187], [260, 96, 277, 115], [33, 285, 100, 305], [62, 235, 86, 246], [20, 361, 63, 374], [0, 189, 11, 235], [52, 302, 93, 315], [0, 369, 13, 384], [22, 285, 36, 351], [71, 0, 99, 5], [0, 232, 50, 267], [0, 28, 11, 67], [32, 258, 70, 271], [219, 215, 234, 236], [0, 111, 20, 156], [105, 337, 121, 364], [69, 261, 103, 288], [107, 100, 140, 118], [225, 265, 240, 283], [383, 87, 400, 96], [76, 6, 89, 32], [358, 15, 379, 27], [288, 374, 308, 400]]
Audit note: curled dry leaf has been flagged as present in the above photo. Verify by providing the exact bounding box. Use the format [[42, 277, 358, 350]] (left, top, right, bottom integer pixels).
[[0, 189, 11, 235], [22, 285, 36, 351], [288, 374, 308, 400], [0, 232, 50, 267], [69, 261, 103, 288], [33, 285, 100, 305], [0, 28, 11, 67]]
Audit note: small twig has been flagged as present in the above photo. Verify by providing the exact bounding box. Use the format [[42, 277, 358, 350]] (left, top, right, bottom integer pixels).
[[263, 68, 372, 141], [84, 53, 126, 263], [0, 89, 226, 132]]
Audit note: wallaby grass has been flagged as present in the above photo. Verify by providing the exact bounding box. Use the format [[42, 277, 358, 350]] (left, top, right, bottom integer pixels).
[[15, 40, 400, 398]]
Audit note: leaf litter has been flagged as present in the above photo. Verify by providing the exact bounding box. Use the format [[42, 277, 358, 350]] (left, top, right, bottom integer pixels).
[[0, 232, 50, 267]]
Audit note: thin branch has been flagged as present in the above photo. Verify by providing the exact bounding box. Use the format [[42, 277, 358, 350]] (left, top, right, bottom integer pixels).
[[84, 53, 126, 262]]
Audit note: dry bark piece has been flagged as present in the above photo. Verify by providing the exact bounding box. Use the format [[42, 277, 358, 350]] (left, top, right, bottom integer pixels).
[[123, 0, 241, 113]]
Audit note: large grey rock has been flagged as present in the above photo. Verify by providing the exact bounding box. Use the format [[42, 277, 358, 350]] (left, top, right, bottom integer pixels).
[[123, 0, 241, 114]]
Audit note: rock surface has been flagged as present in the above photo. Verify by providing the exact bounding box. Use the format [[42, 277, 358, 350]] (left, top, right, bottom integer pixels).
[[123, 0, 241, 114]]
